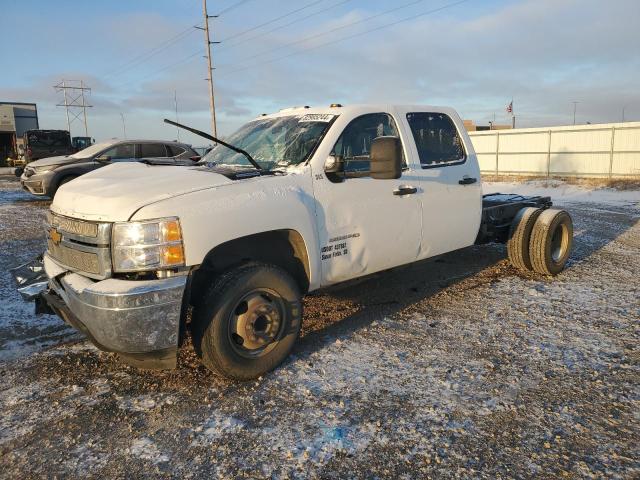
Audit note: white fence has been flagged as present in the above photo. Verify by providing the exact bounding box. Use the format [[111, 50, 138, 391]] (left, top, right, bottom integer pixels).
[[468, 122, 640, 178]]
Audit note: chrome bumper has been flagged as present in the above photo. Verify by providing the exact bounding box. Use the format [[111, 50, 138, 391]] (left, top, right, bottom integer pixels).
[[43, 254, 187, 368]]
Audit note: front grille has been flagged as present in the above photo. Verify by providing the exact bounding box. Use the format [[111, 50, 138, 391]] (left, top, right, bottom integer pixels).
[[47, 240, 101, 275], [50, 214, 98, 238], [46, 212, 112, 280]]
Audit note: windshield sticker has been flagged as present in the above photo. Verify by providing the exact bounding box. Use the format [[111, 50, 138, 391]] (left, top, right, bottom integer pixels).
[[299, 114, 335, 123]]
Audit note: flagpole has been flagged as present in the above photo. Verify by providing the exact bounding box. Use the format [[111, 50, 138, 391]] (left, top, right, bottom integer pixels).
[[512, 98, 516, 129]]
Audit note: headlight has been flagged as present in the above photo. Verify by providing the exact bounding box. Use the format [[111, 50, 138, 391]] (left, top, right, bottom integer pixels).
[[111, 217, 185, 272], [33, 165, 53, 173]]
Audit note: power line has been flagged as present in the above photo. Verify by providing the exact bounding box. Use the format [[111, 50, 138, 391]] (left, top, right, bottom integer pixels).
[[103, 26, 200, 78], [219, 0, 354, 51], [216, 0, 253, 16], [115, 50, 203, 88], [217, 0, 431, 69], [111, 1, 337, 88], [218, 0, 470, 77], [219, 0, 324, 43]]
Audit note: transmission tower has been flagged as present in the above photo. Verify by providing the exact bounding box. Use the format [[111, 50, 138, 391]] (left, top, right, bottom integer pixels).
[[54, 80, 93, 136]]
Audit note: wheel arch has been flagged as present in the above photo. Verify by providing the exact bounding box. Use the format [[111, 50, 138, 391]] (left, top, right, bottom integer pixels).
[[189, 229, 312, 306]]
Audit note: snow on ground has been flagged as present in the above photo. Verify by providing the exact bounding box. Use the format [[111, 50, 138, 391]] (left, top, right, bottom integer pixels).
[[1, 177, 639, 478], [0, 178, 80, 361], [484, 179, 640, 208]]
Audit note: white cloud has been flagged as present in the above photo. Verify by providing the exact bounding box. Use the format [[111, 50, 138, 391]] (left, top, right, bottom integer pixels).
[[4, 0, 639, 141]]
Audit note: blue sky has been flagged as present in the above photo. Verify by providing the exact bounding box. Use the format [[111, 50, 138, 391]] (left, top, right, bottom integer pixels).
[[1, 0, 638, 144]]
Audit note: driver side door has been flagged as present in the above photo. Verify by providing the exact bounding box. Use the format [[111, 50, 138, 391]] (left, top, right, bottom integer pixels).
[[311, 112, 422, 286]]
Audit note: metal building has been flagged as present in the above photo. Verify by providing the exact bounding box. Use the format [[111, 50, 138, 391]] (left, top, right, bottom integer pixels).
[[0, 102, 39, 164]]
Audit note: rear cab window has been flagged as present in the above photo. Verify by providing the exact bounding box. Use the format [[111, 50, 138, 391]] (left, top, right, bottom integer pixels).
[[406, 112, 466, 168]]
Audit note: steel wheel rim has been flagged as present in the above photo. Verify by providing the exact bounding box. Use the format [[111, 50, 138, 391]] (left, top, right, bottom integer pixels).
[[550, 223, 568, 263], [227, 289, 285, 358]]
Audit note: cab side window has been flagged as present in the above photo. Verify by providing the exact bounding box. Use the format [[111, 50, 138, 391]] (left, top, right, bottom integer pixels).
[[331, 113, 402, 175], [102, 143, 135, 160], [406, 112, 466, 167]]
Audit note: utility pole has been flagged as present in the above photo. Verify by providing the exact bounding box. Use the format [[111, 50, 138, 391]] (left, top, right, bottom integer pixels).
[[572, 101, 579, 125], [120, 112, 127, 138], [54, 79, 93, 137], [197, 0, 219, 137]]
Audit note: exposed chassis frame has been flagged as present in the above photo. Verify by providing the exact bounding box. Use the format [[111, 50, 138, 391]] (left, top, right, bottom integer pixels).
[[476, 193, 552, 245]]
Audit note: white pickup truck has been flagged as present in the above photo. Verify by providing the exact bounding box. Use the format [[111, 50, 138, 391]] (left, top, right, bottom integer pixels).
[[13, 104, 573, 380]]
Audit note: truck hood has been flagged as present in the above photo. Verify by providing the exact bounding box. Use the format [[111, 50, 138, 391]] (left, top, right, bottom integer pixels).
[[51, 162, 234, 221]]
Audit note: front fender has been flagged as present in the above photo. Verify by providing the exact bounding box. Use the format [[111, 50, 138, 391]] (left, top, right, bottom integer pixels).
[[131, 170, 322, 290]]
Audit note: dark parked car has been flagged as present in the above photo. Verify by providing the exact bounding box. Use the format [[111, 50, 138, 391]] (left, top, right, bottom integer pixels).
[[20, 129, 74, 161], [20, 139, 199, 197]]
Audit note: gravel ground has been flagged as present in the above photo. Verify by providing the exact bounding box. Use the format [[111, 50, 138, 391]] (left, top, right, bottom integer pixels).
[[0, 176, 638, 479]]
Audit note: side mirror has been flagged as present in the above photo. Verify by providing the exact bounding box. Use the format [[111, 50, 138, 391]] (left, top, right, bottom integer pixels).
[[370, 136, 402, 180], [95, 155, 112, 163], [324, 154, 344, 174]]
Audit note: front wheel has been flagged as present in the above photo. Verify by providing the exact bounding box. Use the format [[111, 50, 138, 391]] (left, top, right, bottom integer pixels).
[[192, 263, 302, 380]]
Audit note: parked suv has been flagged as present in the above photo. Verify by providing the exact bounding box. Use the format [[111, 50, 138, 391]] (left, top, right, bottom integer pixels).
[[20, 130, 74, 161], [20, 139, 199, 197]]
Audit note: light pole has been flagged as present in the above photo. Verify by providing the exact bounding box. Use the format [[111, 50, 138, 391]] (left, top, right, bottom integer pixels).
[[120, 112, 127, 138], [572, 101, 579, 125], [622, 105, 626, 122]]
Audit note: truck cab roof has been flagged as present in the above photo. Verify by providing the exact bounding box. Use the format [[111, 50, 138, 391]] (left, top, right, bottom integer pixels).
[[257, 104, 459, 120]]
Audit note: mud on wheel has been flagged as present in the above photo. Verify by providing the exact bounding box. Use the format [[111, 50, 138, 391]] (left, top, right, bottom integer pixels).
[[192, 262, 302, 380], [529, 208, 573, 276]]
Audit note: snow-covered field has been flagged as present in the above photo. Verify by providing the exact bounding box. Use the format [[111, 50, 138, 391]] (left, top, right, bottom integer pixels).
[[1, 177, 638, 478]]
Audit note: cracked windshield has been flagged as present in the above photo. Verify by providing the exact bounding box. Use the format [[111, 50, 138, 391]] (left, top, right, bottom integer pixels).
[[200, 114, 335, 170]]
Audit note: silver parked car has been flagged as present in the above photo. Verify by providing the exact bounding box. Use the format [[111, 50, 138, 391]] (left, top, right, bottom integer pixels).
[[20, 139, 200, 198]]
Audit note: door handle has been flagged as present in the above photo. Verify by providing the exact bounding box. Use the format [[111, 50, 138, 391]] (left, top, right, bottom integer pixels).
[[459, 177, 477, 185], [393, 186, 418, 196]]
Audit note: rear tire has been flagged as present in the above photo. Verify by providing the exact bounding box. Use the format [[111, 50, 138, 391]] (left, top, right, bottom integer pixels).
[[192, 262, 302, 380], [507, 207, 542, 271], [529, 208, 573, 276]]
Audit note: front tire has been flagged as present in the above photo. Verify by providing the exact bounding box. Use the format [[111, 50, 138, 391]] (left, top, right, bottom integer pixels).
[[192, 263, 302, 380]]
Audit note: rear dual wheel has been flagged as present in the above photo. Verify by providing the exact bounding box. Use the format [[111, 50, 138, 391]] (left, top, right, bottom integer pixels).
[[529, 208, 573, 275], [507, 207, 573, 275]]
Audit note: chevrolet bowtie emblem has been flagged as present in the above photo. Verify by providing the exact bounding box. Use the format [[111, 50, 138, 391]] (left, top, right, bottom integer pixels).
[[49, 227, 62, 246]]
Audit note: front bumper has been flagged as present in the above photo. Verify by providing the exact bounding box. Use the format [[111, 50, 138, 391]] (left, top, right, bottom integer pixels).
[[43, 254, 187, 368], [21, 177, 46, 195]]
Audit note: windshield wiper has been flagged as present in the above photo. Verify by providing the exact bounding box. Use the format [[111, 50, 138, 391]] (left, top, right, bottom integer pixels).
[[163, 119, 262, 171]]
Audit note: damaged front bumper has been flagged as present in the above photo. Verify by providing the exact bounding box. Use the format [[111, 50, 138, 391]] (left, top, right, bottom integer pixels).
[[12, 254, 187, 369]]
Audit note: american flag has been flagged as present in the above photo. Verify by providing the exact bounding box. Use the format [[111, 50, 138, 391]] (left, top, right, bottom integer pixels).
[[506, 101, 513, 114]]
